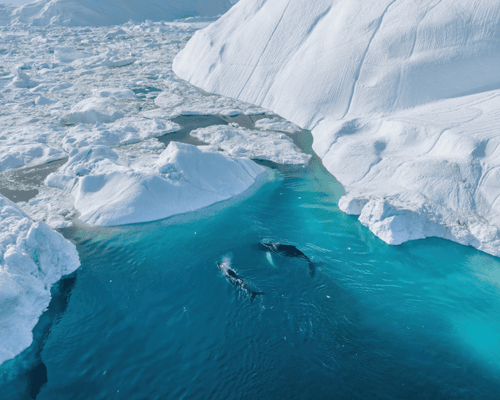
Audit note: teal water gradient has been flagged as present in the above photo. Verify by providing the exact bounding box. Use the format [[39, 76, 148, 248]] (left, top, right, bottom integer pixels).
[[1, 130, 500, 399]]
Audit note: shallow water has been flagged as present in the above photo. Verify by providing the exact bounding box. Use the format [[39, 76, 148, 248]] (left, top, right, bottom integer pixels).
[[2, 126, 500, 399], [0, 158, 67, 203]]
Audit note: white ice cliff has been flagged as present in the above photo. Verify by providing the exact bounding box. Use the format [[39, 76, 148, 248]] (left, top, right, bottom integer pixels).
[[0, 0, 233, 27], [0, 194, 80, 365], [173, 0, 500, 256]]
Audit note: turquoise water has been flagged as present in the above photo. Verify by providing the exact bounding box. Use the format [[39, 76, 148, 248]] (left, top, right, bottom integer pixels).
[[2, 130, 500, 399]]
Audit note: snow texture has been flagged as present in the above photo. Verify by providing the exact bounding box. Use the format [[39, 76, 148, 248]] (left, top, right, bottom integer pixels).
[[174, 0, 500, 256], [0, 194, 80, 365], [46, 141, 265, 226], [0, 0, 233, 27]]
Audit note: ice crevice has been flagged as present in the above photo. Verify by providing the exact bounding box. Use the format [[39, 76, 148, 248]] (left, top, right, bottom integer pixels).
[[236, 0, 292, 99]]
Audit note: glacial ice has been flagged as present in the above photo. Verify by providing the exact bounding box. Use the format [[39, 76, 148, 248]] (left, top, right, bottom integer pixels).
[[173, 0, 500, 256], [0, 194, 80, 365], [45, 142, 266, 226]]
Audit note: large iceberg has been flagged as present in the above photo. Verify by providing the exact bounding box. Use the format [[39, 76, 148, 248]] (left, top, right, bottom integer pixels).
[[0, 0, 233, 27], [0, 194, 80, 365], [173, 0, 500, 255]]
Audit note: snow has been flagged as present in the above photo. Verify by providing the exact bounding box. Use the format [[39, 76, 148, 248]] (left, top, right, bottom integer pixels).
[[173, 0, 500, 256], [190, 124, 310, 165], [62, 97, 125, 125], [0, 0, 233, 27], [45, 141, 266, 226], [0, 194, 80, 365]]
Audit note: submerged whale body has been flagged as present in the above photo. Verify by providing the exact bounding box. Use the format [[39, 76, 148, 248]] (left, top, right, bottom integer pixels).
[[258, 242, 315, 277], [217, 260, 264, 302]]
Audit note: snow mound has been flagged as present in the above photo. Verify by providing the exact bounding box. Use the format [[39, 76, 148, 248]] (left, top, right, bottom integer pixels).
[[0, 144, 65, 172], [53, 46, 91, 64], [174, 0, 500, 256], [45, 142, 265, 226], [0, 194, 80, 365], [190, 124, 310, 165], [62, 97, 124, 125], [59, 118, 181, 151], [0, 0, 233, 27]]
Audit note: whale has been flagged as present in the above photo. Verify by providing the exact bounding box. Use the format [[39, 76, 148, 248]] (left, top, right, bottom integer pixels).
[[217, 259, 264, 302], [258, 242, 315, 277]]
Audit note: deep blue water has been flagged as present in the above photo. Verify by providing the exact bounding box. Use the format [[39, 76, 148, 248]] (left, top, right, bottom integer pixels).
[[2, 129, 500, 399]]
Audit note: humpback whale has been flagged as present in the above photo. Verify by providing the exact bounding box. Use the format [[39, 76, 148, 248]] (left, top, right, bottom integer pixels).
[[217, 259, 264, 301], [258, 242, 315, 277]]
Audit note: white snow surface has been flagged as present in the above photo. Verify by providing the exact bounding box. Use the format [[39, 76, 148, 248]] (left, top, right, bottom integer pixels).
[[174, 0, 500, 256], [190, 124, 310, 165], [46, 141, 265, 226], [0, 0, 233, 27], [0, 194, 80, 365]]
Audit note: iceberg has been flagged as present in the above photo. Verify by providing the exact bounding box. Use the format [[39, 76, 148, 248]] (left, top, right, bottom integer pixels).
[[45, 142, 266, 226], [173, 0, 500, 255], [0, 194, 80, 365], [0, 0, 233, 27]]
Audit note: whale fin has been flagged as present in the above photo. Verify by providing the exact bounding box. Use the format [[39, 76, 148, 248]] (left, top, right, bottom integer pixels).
[[266, 252, 277, 268], [250, 291, 265, 302]]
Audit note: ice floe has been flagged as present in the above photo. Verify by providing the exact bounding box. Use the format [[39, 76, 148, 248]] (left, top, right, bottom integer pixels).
[[0, 144, 65, 172], [174, 0, 500, 256], [254, 118, 301, 134], [45, 142, 266, 226], [190, 124, 310, 165], [0, 194, 80, 365]]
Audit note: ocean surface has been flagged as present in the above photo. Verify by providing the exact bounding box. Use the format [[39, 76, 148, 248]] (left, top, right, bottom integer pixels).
[[2, 124, 500, 399]]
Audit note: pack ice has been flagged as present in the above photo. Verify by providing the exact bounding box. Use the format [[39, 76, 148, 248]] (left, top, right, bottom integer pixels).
[[0, 0, 233, 27], [174, 0, 500, 256], [0, 194, 80, 365]]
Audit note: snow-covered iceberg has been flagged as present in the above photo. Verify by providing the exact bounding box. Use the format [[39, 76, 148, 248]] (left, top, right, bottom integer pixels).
[[0, 194, 80, 365], [173, 0, 500, 256], [45, 142, 266, 226], [0, 0, 233, 27]]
